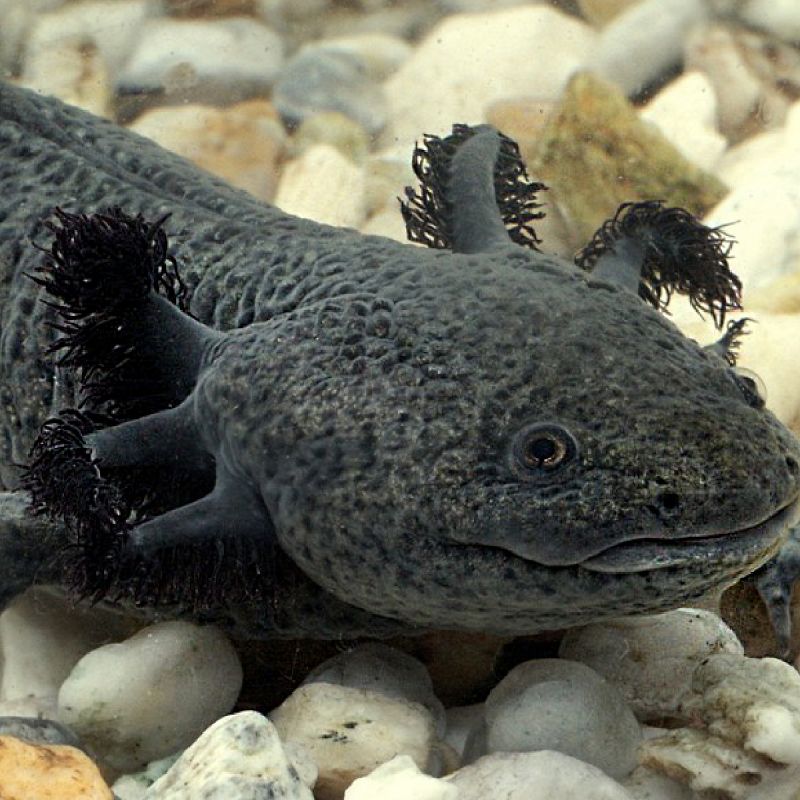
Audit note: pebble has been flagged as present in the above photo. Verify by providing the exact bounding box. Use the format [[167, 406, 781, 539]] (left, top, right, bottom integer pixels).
[[112, 754, 179, 800], [558, 609, 743, 722], [292, 112, 370, 164], [20, 39, 111, 117], [577, 0, 641, 27], [344, 754, 457, 800], [0, 588, 134, 712], [0, 716, 82, 749], [117, 17, 284, 104], [129, 101, 286, 202], [382, 6, 595, 146], [303, 643, 446, 736], [273, 47, 387, 135], [22, 0, 152, 80], [57, 621, 242, 772], [0, 735, 112, 799], [623, 765, 697, 800], [478, 658, 641, 780], [274, 144, 366, 229], [0, 0, 66, 72], [528, 72, 727, 246], [145, 711, 314, 799], [639, 71, 727, 172], [310, 33, 412, 81], [585, 0, 709, 95], [442, 703, 484, 760], [270, 681, 437, 800], [447, 751, 635, 799], [641, 654, 800, 797], [740, 0, 800, 43]]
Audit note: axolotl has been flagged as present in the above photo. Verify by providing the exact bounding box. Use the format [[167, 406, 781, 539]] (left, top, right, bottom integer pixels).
[[0, 80, 799, 640]]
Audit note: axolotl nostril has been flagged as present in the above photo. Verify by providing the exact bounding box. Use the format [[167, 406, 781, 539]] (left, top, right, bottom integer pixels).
[[1, 80, 799, 640]]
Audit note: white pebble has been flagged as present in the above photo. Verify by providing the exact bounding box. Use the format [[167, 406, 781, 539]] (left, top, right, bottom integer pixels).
[[740, 0, 800, 43], [344, 755, 457, 800], [145, 711, 313, 799], [275, 144, 366, 229], [447, 751, 635, 799], [482, 659, 641, 780], [118, 17, 283, 101], [383, 6, 595, 147], [639, 72, 727, 171], [303, 643, 446, 735], [558, 609, 743, 721], [443, 703, 485, 760], [270, 681, 436, 799], [0, 588, 133, 708], [57, 621, 242, 772], [585, 0, 709, 95]]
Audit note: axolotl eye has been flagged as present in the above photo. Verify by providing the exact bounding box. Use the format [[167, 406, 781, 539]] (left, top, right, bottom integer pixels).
[[510, 423, 578, 478], [732, 367, 767, 409]]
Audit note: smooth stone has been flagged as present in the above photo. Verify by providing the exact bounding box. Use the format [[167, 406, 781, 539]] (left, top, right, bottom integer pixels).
[[274, 144, 366, 229], [344, 755, 457, 800], [0, 0, 66, 72], [22, 0, 151, 79], [292, 112, 370, 165], [128, 101, 286, 202], [360, 206, 410, 243], [528, 72, 727, 246], [0, 587, 135, 707], [0, 735, 112, 799], [118, 17, 284, 103], [482, 658, 641, 780], [558, 609, 743, 722], [58, 621, 242, 772], [163, 0, 257, 15], [639, 71, 727, 171], [383, 6, 595, 147], [303, 643, 446, 736], [145, 711, 314, 799], [270, 681, 436, 800], [20, 39, 111, 117], [311, 33, 412, 81], [273, 47, 387, 135], [585, 0, 709, 95], [443, 703, 485, 760], [0, 716, 82, 749], [447, 751, 635, 799], [741, 0, 800, 43], [577, 0, 641, 27]]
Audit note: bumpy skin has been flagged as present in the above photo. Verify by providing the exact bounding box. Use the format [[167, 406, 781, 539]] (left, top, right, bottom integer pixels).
[[1, 81, 799, 638]]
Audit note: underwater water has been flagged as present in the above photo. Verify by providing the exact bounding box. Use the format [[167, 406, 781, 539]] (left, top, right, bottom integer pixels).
[[1, 0, 800, 798]]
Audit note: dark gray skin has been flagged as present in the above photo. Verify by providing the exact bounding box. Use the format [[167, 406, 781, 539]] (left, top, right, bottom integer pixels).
[[1, 80, 799, 639]]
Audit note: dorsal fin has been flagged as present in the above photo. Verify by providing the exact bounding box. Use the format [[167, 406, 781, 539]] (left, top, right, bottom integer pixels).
[[400, 124, 546, 254]]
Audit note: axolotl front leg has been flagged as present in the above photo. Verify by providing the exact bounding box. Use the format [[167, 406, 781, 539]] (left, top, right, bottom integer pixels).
[[23, 208, 278, 604]]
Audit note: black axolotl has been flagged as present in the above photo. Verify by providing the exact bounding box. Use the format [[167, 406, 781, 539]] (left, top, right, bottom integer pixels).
[[1, 80, 799, 642]]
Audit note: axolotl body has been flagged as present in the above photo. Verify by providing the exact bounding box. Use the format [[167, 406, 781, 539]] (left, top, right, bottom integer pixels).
[[0, 80, 798, 639]]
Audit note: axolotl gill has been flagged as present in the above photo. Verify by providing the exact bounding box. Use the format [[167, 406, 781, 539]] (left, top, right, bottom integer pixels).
[[0, 80, 798, 640]]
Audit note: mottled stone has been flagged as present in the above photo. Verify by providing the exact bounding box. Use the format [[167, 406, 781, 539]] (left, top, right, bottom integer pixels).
[[145, 711, 313, 799], [58, 621, 242, 772], [270, 682, 436, 800], [0, 716, 82, 749], [558, 609, 743, 722], [292, 112, 370, 165], [529, 72, 728, 245], [0, 734, 112, 799]]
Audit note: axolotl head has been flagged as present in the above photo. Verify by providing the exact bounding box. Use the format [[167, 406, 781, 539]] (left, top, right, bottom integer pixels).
[[25, 126, 800, 637]]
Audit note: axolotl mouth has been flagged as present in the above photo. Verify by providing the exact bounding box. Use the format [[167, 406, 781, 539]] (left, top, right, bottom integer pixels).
[[579, 497, 800, 575]]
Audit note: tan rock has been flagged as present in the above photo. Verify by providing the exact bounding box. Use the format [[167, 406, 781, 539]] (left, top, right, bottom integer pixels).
[[292, 111, 370, 165], [0, 735, 112, 799], [528, 72, 728, 247], [577, 0, 641, 26], [274, 144, 365, 229], [128, 101, 285, 202]]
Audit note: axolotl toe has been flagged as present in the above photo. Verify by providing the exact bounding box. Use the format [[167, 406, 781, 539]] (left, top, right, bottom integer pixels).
[[1, 81, 799, 639]]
